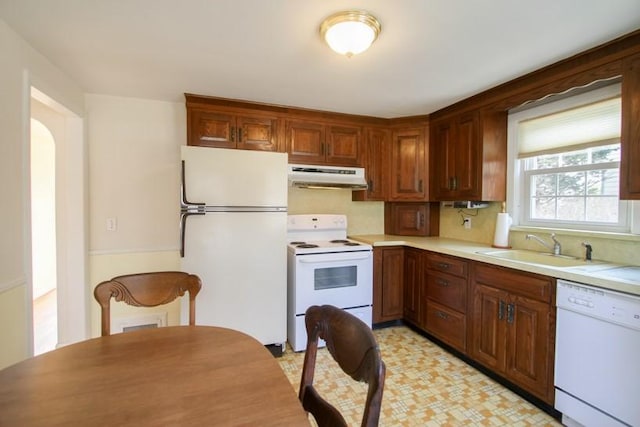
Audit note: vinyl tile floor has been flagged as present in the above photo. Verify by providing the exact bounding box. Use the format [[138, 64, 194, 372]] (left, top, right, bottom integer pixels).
[[277, 326, 561, 426]]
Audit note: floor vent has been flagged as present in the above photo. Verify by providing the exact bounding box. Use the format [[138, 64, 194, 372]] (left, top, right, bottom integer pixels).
[[112, 312, 167, 334]]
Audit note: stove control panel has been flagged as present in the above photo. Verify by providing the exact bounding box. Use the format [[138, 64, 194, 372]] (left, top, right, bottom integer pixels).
[[287, 214, 346, 231]]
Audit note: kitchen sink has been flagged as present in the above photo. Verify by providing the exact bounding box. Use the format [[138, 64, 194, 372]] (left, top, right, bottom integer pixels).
[[592, 265, 640, 283], [476, 249, 603, 268]]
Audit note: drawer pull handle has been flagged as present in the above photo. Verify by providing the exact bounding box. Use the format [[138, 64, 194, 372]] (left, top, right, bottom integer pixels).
[[437, 263, 450, 270], [498, 300, 506, 320], [437, 279, 449, 287], [436, 311, 448, 320]]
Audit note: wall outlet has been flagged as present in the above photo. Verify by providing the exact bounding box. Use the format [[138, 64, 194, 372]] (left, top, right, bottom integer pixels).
[[463, 217, 471, 229], [106, 217, 117, 232]]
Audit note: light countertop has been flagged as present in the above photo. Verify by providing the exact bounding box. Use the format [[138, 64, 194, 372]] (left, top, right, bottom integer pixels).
[[350, 235, 640, 297]]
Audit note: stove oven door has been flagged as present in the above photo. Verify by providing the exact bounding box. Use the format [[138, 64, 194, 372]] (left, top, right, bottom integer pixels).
[[293, 250, 373, 315]]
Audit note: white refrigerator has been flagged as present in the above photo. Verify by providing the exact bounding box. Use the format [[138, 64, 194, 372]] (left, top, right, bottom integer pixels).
[[180, 146, 288, 349]]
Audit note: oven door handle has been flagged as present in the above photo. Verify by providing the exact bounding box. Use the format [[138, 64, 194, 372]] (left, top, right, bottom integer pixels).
[[298, 253, 372, 263]]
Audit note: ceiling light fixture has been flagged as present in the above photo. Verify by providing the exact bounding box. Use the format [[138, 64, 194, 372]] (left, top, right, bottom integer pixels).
[[320, 10, 381, 58]]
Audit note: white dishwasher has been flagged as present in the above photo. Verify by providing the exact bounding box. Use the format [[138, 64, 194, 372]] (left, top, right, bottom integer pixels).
[[555, 280, 640, 427]]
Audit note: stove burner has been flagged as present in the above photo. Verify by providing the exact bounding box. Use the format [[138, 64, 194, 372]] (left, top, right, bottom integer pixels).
[[330, 239, 350, 244], [290, 241, 307, 245], [344, 242, 361, 246], [296, 244, 319, 249]]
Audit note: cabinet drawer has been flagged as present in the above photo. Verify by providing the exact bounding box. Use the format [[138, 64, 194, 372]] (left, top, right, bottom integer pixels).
[[426, 301, 466, 352], [426, 271, 467, 313], [473, 263, 553, 303], [426, 253, 468, 278]]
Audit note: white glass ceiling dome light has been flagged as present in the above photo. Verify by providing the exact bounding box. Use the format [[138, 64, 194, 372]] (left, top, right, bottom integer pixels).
[[320, 10, 381, 57]]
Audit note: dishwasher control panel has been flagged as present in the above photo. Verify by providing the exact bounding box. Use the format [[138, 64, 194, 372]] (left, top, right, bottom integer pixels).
[[557, 280, 640, 331]]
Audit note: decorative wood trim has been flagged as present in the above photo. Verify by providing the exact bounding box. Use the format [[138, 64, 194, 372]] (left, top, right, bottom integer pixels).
[[432, 29, 640, 119], [185, 93, 390, 127]]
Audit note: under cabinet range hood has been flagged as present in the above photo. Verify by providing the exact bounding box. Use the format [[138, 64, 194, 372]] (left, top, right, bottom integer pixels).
[[288, 164, 368, 190]]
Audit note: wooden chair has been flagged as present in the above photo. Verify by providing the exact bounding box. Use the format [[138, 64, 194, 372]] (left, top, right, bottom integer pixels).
[[299, 305, 386, 427], [94, 271, 202, 336]]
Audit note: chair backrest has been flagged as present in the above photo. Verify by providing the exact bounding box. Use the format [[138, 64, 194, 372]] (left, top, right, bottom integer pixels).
[[94, 271, 202, 336], [299, 305, 386, 427]]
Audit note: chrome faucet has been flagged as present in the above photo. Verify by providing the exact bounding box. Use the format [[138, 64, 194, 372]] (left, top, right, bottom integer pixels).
[[526, 233, 562, 256]]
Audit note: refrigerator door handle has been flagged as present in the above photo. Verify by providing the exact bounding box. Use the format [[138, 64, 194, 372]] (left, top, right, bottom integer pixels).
[[180, 160, 206, 212], [180, 211, 204, 257], [180, 160, 206, 258]]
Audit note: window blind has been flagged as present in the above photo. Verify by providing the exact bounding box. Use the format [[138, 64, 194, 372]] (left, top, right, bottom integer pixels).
[[517, 96, 621, 158]]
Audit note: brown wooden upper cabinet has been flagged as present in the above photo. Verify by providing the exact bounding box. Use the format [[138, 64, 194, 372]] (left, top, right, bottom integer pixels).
[[621, 52, 640, 200], [353, 127, 389, 201], [430, 110, 507, 201], [389, 127, 429, 201], [187, 109, 280, 151], [384, 202, 439, 236], [286, 120, 362, 166]]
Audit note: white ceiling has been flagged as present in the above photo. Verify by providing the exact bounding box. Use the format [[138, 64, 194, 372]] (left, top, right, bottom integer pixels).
[[1, 1, 640, 118]]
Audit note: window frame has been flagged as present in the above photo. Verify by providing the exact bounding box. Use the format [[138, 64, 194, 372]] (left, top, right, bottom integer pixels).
[[507, 84, 632, 234]]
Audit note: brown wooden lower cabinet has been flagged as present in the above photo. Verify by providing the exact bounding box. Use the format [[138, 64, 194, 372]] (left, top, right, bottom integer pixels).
[[423, 252, 469, 353], [424, 300, 466, 351], [470, 263, 555, 404], [403, 248, 423, 326], [388, 248, 556, 406], [373, 247, 404, 323]]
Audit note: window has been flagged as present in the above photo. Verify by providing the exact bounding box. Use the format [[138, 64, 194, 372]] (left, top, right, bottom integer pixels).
[[508, 83, 631, 233]]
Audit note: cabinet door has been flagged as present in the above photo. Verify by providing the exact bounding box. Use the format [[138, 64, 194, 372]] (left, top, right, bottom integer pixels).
[[431, 113, 480, 200], [454, 113, 481, 199], [431, 119, 455, 199], [286, 120, 325, 164], [621, 52, 640, 199], [389, 128, 427, 200], [326, 125, 361, 166], [353, 127, 388, 201], [373, 247, 404, 323], [188, 110, 236, 148], [505, 294, 553, 400], [236, 116, 279, 151], [470, 284, 507, 371], [403, 248, 422, 325], [384, 203, 429, 236]]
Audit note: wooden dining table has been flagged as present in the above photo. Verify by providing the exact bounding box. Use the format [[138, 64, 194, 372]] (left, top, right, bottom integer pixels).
[[0, 326, 310, 426]]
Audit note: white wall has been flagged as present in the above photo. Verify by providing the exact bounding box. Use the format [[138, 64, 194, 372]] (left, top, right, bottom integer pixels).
[[0, 18, 85, 369], [86, 94, 186, 336], [87, 94, 185, 253]]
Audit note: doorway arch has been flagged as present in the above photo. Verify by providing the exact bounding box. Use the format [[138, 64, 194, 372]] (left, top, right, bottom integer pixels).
[[30, 118, 57, 354]]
